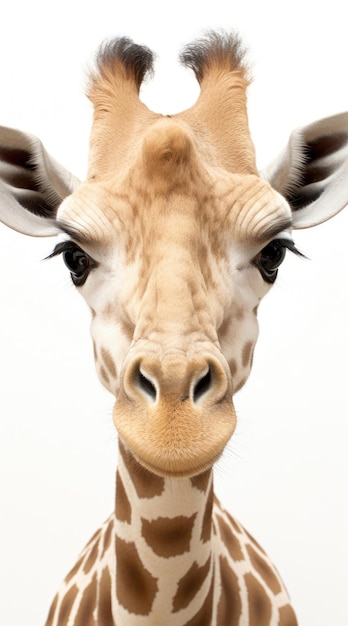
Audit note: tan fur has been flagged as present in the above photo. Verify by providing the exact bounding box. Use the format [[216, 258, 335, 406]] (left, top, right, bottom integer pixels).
[[2, 31, 348, 626], [45, 34, 299, 623], [87, 56, 159, 180], [58, 109, 290, 475]]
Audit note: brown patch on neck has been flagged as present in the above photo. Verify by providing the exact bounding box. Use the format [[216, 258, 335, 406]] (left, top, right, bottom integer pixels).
[[172, 555, 211, 612], [216, 515, 243, 561], [182, 572, 214, 626], [217, 556, 242, 625], [245, 544, 282, 595], [191, 469, 211, 493], [116, 536, 158, 615], [118, 441, 165, 498], [224, 510, 243, 536], [244, 572, 272, 626], [279, 604, 298, 625], [46, 585, 79, 626], [115, 470, 132, 523], [200, 483, 213, 543], [97, 568, 113, 624], [83, 541, 99, 574], [74, 572, 98, 626], [141, 514, 197, 557]]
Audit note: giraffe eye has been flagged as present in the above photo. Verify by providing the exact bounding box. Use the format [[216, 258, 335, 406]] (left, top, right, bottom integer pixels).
[[63, 245, 91, 286], [255, 240, 287, 283], [47, 241, 96, 286]]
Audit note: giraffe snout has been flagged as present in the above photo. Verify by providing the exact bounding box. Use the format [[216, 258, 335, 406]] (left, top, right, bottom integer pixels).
[[113, 351, 236, 477], [122, 352, 231, 406]]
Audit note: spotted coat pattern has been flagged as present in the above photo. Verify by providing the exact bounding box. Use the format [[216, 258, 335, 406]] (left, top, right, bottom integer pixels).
[[1, 24, 348, 626], [46, 443, 297, 626], [42, 33, 301, 625]]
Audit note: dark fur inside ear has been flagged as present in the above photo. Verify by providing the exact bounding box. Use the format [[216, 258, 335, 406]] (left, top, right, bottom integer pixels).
[[0, 126, 79, 236], [287, 130, 348, 211], [0, 143, 61, 217], [263, 112, 348, 227]]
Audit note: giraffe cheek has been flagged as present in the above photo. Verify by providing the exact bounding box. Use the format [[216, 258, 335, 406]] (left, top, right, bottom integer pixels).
[[92, 336, 121, 395], [94, 358, 118, 395], [97, 362, 117, 394], [219, 316, 258, 394], [90, 318, 133, 396]]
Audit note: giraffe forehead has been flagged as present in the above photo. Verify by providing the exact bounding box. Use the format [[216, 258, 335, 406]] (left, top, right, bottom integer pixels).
[[123, 123, 289, 243], [216, 175, 291, 243], [60, 171, 287, 260], [58, 116, 290, 253]]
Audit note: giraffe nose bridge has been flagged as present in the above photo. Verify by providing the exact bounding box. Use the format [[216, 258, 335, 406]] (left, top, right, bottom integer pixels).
[[123, 350, 230, 407]]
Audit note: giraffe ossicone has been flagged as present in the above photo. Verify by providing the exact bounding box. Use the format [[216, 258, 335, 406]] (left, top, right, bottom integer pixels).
[[0, 31, 347, 625]]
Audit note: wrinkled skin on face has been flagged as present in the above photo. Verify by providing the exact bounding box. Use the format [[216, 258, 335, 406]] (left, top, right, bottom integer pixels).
[[57, 119, 292, 477]]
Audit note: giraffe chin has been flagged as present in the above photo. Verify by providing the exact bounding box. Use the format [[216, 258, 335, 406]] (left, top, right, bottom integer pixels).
[[128, 446, 223, 479]]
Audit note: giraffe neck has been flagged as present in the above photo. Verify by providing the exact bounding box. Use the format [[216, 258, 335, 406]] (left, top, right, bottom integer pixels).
[[45, 442, 298, 626], [115, 441, 216, 623]]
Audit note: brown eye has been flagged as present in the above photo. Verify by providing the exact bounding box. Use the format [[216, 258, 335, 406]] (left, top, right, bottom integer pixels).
[[255, 240, 287, 283]]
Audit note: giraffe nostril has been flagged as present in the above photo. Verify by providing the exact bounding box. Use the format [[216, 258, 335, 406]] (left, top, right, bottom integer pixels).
[[126, 355, 229, 407], [134, 366, 157, 403], [193, 367, 212, 404]]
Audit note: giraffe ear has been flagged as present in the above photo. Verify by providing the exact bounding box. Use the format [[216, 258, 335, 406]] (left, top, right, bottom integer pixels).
[[262, 112, 348, 228], [0, 126, 80, 236]]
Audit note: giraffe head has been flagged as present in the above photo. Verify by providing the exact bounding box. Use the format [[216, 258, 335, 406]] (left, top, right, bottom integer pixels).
[[0, 32, 347, 477]]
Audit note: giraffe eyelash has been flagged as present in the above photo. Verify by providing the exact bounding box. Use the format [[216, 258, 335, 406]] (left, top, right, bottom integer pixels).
[[46, 240, 75, 260], [254, 238, 306, 284], [46, 241, 98, 286], [275, 238, 307, 259]]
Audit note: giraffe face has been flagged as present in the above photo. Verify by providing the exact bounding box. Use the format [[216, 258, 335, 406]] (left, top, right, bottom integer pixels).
[[57, 119, 292, 477]]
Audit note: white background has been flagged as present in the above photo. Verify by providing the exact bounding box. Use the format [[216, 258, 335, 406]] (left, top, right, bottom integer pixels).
[[0, 1, 347, 625]]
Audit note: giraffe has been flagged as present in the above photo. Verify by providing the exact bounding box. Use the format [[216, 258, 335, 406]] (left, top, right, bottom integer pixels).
[[0, 31, 347, 625]]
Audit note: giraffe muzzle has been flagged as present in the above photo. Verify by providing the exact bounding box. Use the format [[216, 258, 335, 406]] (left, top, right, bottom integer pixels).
[[113, 351, 236, 477]]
